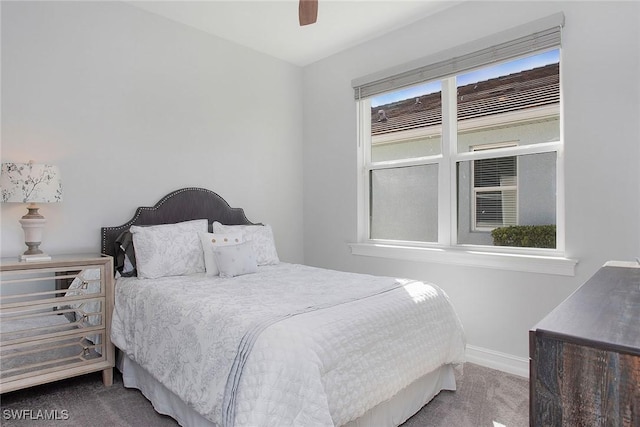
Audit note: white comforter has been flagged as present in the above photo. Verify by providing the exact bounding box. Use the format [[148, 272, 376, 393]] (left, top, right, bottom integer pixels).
[[111, 263, 465, 427]]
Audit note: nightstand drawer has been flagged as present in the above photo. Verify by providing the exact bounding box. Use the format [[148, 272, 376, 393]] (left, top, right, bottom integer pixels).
[[0, 266, 104, 308], [0, 330, 107, 385], [0, 297, 105, 345]]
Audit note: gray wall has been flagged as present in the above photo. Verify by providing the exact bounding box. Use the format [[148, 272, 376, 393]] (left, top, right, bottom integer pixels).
[[0, 1, 304, 263], [302, 1, 640, 360]]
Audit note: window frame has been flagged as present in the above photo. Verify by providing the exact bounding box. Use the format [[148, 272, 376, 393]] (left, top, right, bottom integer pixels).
[[353, 49, 576, 275]]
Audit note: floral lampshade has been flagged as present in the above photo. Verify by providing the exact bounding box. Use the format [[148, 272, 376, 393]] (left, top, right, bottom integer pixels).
[[1, 162, 63, 203], [0, 162, 63, 261]]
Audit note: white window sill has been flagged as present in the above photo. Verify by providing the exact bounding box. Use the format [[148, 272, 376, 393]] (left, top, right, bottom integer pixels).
[[348, 242, 577, 276]]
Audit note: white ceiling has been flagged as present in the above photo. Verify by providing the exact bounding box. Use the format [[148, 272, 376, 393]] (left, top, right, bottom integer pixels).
[[127, 1, 460, 66]]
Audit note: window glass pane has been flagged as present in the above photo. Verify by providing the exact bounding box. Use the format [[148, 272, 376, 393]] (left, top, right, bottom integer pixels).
[[370, 165, 438, 242], [457, 152, 556, 248], [372, 135, 441, 163], [370, 81, 442, 162], [456, 49, 560, 153]]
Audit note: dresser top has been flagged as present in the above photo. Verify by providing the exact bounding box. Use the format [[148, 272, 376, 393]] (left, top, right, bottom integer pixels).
[[532, 266, 640, 356], [0, 254, 111, 270]]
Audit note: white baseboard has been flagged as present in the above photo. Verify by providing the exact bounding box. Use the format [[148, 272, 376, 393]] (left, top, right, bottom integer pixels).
[[465, 344, 529, 378]]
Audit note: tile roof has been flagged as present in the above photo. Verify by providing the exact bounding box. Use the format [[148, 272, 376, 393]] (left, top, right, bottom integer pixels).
[[371, 63, 559, 136]]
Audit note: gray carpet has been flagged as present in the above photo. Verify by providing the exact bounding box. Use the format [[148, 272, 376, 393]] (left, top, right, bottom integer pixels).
[[0, 363, 528, 426]]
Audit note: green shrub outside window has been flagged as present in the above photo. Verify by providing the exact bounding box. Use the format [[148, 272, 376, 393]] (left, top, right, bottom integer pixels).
[[491, 225, 556, 249]]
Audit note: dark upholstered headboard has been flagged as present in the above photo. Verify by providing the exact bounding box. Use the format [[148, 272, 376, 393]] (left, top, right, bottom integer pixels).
[[101, 187, 257, 261]]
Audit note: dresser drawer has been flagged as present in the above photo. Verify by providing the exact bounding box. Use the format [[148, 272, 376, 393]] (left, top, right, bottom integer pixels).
[[1, 330, 107, 385], [0, 266, 104, 308], [1, 297, 105, 345]]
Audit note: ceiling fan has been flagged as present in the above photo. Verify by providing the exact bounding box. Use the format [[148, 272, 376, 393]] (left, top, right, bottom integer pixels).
[[299, 0, 318, 26]]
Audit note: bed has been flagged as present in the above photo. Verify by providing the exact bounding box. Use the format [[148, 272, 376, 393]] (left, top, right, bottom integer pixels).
[[101, 187, 466, 427]]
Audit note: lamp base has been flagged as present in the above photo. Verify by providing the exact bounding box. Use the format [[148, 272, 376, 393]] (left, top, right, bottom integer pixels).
[[19, 203, 49, 261], [20, 253, 52, 262]]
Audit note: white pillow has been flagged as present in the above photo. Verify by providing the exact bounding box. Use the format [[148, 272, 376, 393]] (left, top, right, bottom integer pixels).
[[212, 222, 279, 266], [130, 219, 208, 279], [213, 242, 258, 278], [199, 232, 243, 276]]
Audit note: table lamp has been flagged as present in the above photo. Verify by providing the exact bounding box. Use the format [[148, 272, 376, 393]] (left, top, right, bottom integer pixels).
[[1, 161, 63, 261]]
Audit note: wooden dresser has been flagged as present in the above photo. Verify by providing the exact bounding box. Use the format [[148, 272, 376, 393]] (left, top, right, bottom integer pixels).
[[0, 254, 115, 393], [529, 264, 640, 426]]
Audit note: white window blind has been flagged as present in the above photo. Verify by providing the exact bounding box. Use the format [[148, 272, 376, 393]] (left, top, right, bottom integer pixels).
[[473, 156, 518, 229], [352, 13, 564, 100]]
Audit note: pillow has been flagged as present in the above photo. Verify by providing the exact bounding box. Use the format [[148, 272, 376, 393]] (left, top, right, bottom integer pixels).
[[114, 230, 137, 277], [199, 232, 243, 276], [212, 242, 258, 278], [212, 222, 279, 266], [130, 219, 208, 279]]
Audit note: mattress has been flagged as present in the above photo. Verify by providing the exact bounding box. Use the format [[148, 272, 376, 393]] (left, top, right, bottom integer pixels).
[[111, 263, 465, 426]]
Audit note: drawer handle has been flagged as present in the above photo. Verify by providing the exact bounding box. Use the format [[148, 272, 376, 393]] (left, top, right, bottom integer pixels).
[[81, 314, 89, 322], [81, 281, 89, 289], [83, 347, 90, 356]]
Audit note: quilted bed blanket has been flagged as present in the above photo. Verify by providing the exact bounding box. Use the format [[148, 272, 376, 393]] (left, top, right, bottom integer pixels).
[[111, 263, 465, 427]]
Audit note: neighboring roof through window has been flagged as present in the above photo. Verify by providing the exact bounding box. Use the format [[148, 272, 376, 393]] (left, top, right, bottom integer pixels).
[[371, 63, 559, 136]]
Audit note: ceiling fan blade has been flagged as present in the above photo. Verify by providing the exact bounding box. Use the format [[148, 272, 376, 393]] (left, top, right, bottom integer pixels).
[[299, 0, 318, 26]]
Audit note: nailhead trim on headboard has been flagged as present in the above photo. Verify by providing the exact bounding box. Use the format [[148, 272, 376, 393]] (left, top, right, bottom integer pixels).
[[100, 187, 257, 260]]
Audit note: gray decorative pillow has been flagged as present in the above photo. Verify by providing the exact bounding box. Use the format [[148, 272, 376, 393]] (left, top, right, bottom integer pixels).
[[212, 222, 279, 266], [212, 242, 258, 278], [130, 219, 207, 279]]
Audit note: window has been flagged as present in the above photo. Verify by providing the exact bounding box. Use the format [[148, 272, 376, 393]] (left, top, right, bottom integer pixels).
[[354, 16, 564, 257], [470, 142, 518, 231]]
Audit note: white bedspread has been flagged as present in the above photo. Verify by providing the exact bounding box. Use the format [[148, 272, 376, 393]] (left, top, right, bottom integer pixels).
[[111, 263, 465, 427]]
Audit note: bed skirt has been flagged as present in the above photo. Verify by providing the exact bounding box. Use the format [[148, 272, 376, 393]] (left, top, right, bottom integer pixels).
[[117, 351, 457, 427]]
